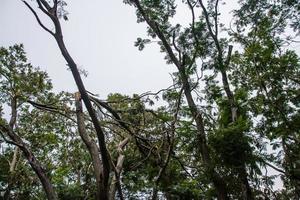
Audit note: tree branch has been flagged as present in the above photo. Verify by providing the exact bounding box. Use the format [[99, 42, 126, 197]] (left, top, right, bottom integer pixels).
[[22, 1, 55, 36], [131, 0, 182, 69]]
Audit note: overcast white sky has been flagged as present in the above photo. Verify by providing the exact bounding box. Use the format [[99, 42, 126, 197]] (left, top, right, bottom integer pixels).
[[0, 0, 240, 99], [1, 0, 176, 98]]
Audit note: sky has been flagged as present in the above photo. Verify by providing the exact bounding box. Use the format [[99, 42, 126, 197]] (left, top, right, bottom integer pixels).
[[0, 0, 176, 98], [0, 0, 239, 99]]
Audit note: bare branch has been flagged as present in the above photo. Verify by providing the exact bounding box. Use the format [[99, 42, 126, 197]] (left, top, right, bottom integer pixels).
[[187, 0, 199, 44], [53, 0, 58, 13], [264, 161, 285, 174], [89, 96, 133, 135], [27, 100, 77, 123], [35, 0, 56, 21], [22, 1, 55, 36], [0, 129, 22, 147], [198, 0, 222, 62]]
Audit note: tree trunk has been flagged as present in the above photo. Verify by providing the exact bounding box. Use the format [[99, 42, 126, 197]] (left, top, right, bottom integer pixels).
[[3, 147, 19, 200], [1, 97, 57, 200], [23, 2, 110, 198], [55, 28, 110, 200], [75, 92, 105, 200], [1, 127, 58, 200], [220, 69, 253, 200], [180, 71, 229, 200], [239, 167, 253, 200], [109, 137, 128, 200]]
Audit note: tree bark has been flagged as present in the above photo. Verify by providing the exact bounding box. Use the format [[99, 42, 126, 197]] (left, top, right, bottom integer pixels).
[[54, 15, 110, 200], [23, 2, 111, 198], [219, 56, 253, 200], [75, 92, 104, 200], [109, 137, 128, 200], [1, 97, 57, 200], [180, 71, 229, 200], [3, 147, 19, 200]]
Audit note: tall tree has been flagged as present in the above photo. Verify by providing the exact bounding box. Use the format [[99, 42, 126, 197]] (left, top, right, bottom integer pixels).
[[22, 0, 111, 199]]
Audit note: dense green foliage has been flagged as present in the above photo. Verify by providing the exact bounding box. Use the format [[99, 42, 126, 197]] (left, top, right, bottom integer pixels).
[[1, 0, 300, 199]]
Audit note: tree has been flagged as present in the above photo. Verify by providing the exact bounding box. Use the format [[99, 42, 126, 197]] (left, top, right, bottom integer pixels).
[[0, 44, 57, 199], [124, 0, 300, 199], [1, 0, 299, 199], [124, 0, 254, 199], [21, 0, 111, 198]]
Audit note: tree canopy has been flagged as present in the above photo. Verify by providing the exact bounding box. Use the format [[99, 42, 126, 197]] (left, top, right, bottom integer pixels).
[[0, 0, 299, 199]]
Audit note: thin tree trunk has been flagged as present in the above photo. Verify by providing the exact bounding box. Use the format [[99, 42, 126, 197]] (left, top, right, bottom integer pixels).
[[22, 2, 111, 198], [239, 166, 253, 200], [9, 147, 19, 172], [3, 147, 19, 200], [219, 68, 253, 200], [75, 92, 104, 200], [109, 137, 128, 200], [180, 71, 229, 200], [54, 18, 110, 200]]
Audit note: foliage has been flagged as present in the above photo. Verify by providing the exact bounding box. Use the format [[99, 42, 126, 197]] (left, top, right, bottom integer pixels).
[[1, 0, 300, 199]]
